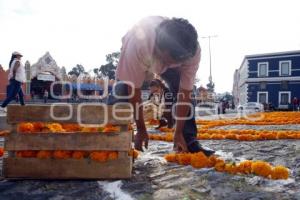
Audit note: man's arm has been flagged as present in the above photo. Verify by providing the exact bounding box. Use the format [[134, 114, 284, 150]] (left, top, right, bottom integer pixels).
[[127, 85, 148, 151], [173, 88, 192, 152]]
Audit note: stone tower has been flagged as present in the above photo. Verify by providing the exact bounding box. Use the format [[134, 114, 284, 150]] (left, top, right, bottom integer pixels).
[[25, 61, 31, 95]]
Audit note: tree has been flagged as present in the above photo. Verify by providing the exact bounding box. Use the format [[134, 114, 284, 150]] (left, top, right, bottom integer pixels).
[[68, 64, 87, 77], [93, 52, 120, 79], [206, 81, 215, 92]]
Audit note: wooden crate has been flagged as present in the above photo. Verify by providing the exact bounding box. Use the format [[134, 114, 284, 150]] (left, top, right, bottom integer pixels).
[[4, 104, 133, 179]]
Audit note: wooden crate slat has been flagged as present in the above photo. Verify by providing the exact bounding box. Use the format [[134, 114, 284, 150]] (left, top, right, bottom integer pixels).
[[7, 104, 132, 125], [5, 131, 132, 151], [4, 157, 132, 179]]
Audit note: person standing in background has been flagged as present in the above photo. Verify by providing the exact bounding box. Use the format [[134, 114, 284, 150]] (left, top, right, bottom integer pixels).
[[43, 90, 49, 103], [292, 97, 299, 111], [0, 52, 26, 113]]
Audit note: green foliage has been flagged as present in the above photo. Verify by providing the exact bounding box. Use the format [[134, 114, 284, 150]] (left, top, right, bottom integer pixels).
[[93, 52, 120, 79], [68, 64, 87, 77]]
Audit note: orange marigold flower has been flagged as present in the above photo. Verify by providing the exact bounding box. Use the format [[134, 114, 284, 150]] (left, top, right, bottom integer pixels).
[[62, 124, 81, 132], [53, 150, 72, 159], [18, 122, 34, 133], [72, 151, 87, 159], [81, 127, 99, 133], [36, 150, 52, 159], [260, 132, 277, 140], [225, 134, 237, 140], [47, 123, 65, 133], [190, 152, 210, 168], [32, 122, 45, 132], [16, 150, 37, 158], [198, 133, 211, 140], [237, 134, 257, 141], [277, 132, 289, 139], [148, 119, 159, 125], [164, 153, 177, 162], [251, 161, 273, 178], [165, 133, 174, 142], [90, 151, 108, 162], [214, 159, 226, 172], [208, 155, 218, 167], [211, 134, 225, 140], [271, 165, 289, 180], [237, 160, 252, 174], [108, 151, 118, 160], [159, 127, 174, 132], [0, 148, 4, 157], [103, 125, 120, 133], [177, 153, 192, 165], [224, 163, 238, 174]]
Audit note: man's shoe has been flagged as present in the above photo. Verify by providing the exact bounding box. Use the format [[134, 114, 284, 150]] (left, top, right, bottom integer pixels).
[[187, 140, 215, 156]]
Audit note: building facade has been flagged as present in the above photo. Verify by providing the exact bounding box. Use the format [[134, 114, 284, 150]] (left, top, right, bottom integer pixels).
[[233, 50, 300, 109]]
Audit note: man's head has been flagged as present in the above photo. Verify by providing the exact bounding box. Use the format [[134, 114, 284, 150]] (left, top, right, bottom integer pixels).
[[155, 18, 198, 64]]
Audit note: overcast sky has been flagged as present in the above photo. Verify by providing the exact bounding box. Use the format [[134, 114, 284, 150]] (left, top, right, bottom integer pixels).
[[0, 0, 300, 93]]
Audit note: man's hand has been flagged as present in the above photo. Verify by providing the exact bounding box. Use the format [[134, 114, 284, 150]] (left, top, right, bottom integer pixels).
[[173, 131, 188, 152], [134, 130, 149, 152]]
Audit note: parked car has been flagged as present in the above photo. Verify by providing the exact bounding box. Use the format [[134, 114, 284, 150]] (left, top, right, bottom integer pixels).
[[237, 102, 264, 112]]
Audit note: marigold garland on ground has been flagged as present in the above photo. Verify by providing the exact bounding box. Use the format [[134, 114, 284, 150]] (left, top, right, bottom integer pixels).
[[196, 112, 300, 128], [149, 128, 300, 142], [164, 152, 289, 180]]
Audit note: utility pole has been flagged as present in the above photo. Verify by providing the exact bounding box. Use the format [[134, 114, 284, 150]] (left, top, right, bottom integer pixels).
[[201, 35, 217, 93]]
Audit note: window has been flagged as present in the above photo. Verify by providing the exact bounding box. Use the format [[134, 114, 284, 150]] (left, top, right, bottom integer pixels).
[[258, 62, 268, 77], [279, 61, 291, 76], [257, 92, 268, 104], [279, 92, 291, 105], [45, 57, 52, 64]]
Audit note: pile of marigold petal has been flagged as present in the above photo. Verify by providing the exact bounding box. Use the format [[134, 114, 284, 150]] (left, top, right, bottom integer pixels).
[[17, 122, 121, 134], [14, 149, 139, 160], [196, 112, 300, 129], [164, 152, 289, 180]]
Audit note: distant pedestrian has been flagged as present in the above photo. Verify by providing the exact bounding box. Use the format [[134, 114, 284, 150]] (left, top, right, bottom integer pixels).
[[30, 91, 35, 102], [43, 90, 49, 103], [292, 97, 299, 111], [0, 52, 26, 113]]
